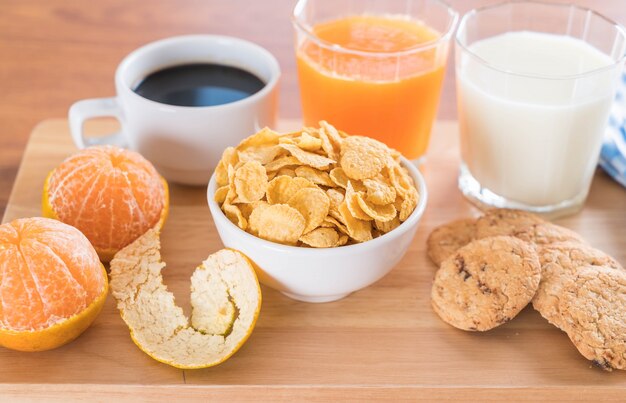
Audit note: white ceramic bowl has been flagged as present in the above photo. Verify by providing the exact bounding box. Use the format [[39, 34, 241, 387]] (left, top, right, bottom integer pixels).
[[207, 157, 428, 303]]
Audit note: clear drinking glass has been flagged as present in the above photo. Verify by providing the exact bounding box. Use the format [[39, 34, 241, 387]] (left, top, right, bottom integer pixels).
[[293, 0, 458, 161], [456, 1, 626, 218]]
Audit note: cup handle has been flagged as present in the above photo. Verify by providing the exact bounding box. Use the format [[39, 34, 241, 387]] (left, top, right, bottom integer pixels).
[[69, 97, 127, 148]]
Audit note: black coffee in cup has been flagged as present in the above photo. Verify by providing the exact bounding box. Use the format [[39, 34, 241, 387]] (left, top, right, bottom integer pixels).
[[133, 63, 265, 107], [69, 35, 280, 185]]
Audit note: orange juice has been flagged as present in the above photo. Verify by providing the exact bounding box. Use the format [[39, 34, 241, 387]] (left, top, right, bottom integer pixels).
[[296, 15, 446, 159]]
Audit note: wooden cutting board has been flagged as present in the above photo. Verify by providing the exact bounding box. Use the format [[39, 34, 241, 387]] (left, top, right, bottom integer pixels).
[[2, 119, 625, 400]]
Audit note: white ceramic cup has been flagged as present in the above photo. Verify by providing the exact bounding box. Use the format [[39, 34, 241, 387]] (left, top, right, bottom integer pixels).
[[69, 35, 280, 185]]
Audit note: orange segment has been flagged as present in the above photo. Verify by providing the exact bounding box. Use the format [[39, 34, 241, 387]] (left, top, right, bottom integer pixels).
[[20, 240, 87, 324], [43, 145, 168, 261], [0, 217, 108, 351], [0, 245, 48, 330]]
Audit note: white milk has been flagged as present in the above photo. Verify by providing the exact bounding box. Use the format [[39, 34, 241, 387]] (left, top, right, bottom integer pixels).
[[457, 31, 616, 206]]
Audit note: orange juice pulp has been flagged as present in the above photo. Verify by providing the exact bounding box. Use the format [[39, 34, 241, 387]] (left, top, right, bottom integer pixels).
[[296, 15, 446, 159]]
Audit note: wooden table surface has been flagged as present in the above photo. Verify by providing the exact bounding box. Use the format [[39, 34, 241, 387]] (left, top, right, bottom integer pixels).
[[2, 0, 626, 218], [2, 119, 625, 400]]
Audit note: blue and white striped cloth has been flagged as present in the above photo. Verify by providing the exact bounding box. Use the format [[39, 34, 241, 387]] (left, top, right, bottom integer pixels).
[[600, 71, 626, 188]]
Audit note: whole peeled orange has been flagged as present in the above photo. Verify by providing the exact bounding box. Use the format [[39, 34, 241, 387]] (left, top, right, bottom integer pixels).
[[0, 217, 108, 351], [43, 145, 169, 261]]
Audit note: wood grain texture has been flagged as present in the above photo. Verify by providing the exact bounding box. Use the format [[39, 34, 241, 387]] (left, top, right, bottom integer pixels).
[[1, 119, 625, 399], [1, 0, 625, 218]]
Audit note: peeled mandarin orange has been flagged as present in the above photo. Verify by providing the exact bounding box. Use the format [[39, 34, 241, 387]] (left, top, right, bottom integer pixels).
[[0, 217, 108, 351], [110, 228, 262, 369], [42, 145, 169, 262]]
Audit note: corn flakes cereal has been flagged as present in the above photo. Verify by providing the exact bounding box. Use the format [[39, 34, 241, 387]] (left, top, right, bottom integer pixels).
[[287, 187, 330, 234], [214, 122, 419, 247], [266, 176, 314, 205], [329, 167, 349, 189], [356, 196, 396, 222], [239, 201, 268, 221], [279, 143, 336, 170], [326, 188, 345, 210], [249, 204, 305, 245], [338, 202, 372, 243], [320, 120, 344, 149], [295, 166, 335, 187], [375, 217, 401, 233], [276, 167, 296, 177], [214, 185, 229, 204], [296, 132, 323, 152], [345, 182, 373, 221], [336, 235, 349, 247], [387, 161, 415, 198], [363, 176, 396, 206], [340, 136, 388, 180], [247, 203, 271, 236], [223, 202, 247, 230], [299, 227, 339, 248], [215, 147, 238, 187], [264, 156, 300, 172], [238, 127, 280, 149], [323, 216, 348, 235], [234, 161, 268, 203], [238, 145, 284, 165], [399, 189, 419, 222]]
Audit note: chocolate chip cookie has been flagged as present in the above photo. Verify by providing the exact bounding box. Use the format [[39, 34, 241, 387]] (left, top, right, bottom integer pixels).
[[475, 208, 584, 245], [475, 209, 545, 238], [532, 242, 624, 329], [431, 236, 541, 331], [427, 218, 477, 266], [558, 265, 626, 371], [515, 222, 586, 246]]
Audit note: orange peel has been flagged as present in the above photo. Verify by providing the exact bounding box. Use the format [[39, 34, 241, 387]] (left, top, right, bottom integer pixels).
[[109, 228, 262, 369]]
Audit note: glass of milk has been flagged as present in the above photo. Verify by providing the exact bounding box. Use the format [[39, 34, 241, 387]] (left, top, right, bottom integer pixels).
[[456, 1, 626, 217]]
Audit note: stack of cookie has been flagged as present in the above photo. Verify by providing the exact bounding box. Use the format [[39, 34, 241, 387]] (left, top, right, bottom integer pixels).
[[427, 208, 626, 371]]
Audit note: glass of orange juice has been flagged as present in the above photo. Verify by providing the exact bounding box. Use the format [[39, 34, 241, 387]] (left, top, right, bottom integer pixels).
[[292, 0, 458, 161]]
